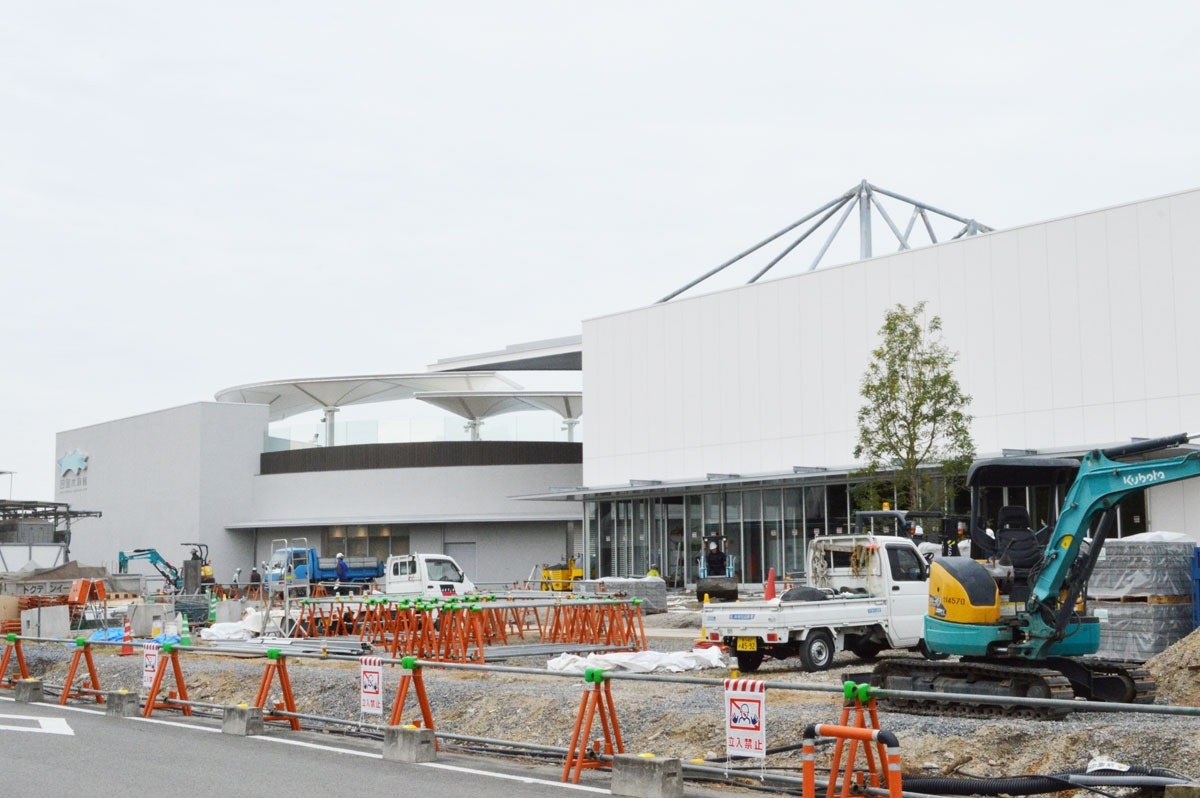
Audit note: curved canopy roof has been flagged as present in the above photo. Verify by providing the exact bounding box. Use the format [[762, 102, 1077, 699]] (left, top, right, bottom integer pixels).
[[214, 372, 522, 422], [413, 391, 582, 422]]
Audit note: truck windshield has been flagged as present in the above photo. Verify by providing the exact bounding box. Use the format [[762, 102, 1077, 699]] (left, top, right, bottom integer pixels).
[[425, 559, 464, 583]]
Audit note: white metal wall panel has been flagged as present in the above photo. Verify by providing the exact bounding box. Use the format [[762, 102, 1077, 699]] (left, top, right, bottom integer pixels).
[[1015, 225, 1053, 411], [1136, 199, 1179, 401], [582, 187, 1200, 529], [251, 462, 581, 523], [1073, 210, 1116, 413], [55, 402, 266, 577], [1106, 204, 1147, 405], [1169, 192, 1200, 397], [1045, 219, 1085, 411]]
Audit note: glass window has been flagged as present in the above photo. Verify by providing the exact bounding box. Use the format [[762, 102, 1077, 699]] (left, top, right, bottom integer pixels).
[[724, 493, 742, 580], [742, 490, 763, 583], [763, 489, 783, 580], [886, 545, 925, 581]]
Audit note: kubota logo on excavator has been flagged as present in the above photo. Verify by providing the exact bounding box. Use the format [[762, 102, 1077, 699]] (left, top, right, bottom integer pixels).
[[1122, 469, 1166, 487]]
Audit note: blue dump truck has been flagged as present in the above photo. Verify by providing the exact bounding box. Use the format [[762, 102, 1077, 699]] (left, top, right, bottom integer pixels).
[[265, 544, 384, 588]]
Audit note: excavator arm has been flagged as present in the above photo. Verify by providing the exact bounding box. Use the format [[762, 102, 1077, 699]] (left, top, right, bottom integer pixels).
[[1016, 432, 1200, 658], [117, 548, 182, 587]]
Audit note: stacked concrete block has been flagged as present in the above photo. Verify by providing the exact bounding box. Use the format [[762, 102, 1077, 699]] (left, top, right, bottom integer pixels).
[[1088, 539, 1196, 662], [1088, 540, 1196, 599], [1092, 600, 1194, 662]]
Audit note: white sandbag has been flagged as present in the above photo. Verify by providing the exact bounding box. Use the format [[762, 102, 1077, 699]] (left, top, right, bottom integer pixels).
[[199, 621, 251, 641]]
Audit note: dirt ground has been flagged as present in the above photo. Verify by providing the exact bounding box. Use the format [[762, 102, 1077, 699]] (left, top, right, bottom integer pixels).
[[24, 605, 1200, 792]]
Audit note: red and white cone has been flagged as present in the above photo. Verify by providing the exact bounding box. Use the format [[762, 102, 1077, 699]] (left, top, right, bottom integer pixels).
[[764, 567, 777, 601], [119, 614, 134, 656]]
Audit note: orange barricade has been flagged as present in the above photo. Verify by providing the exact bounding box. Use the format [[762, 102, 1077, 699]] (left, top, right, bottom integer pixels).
[[801, 683, 900, 798], [143, 642, 192, 717], [254, 650, 300, 730], [60, 639, 104, 706], [562, 668, 624, 783], [1, 633, 30, 687], [387, 656, 437, 748]]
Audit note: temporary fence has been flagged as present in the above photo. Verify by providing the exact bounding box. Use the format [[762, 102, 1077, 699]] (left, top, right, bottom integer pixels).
[[7, 631, 1200, 793], [278, 594, 647, 663]]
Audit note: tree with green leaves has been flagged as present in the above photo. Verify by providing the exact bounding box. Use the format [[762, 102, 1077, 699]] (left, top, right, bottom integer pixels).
[[854, 301, 974, 511]]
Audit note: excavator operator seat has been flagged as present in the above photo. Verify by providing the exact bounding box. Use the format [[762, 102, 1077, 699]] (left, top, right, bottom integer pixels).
[[995, 505, 1042, 600], [997, 505, 1032, 532]]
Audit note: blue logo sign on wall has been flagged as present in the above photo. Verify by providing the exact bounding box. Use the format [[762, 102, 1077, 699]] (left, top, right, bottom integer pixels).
[[58, 450, 89, 476]]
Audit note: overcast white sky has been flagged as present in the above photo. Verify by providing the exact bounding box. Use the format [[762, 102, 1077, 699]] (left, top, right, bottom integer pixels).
[[3, 3, 1198, 499]]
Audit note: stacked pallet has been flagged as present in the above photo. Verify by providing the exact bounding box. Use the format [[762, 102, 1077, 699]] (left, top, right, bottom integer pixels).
[[1088, 538, 1197, 663]]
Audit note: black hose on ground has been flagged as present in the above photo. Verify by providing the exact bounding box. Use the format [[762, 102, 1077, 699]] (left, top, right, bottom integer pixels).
[[901, 766, 1194, 796]]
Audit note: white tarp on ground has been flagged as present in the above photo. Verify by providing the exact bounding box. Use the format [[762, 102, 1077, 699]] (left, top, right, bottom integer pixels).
[[547, 647, 726, 674], [199, 621, 252, 641]]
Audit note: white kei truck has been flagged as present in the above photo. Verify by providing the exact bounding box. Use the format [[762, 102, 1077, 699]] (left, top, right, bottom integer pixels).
[[382, 553, 476, 600], [702, 533, 935, 672]]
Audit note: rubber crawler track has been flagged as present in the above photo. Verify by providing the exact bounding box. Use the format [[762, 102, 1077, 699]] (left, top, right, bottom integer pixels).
[[870, 658, 1158, 720], [871, 659, 1079, 720]]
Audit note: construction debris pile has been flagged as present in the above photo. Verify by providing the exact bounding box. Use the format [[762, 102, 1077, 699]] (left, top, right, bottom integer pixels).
[[1146, 624, 1200, 706], [1087, 534, 1197, 662]]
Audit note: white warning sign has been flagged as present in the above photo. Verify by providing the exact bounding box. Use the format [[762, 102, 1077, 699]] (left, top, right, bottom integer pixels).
[[142, 642, 161, 689], [724, 678, 766, 758], [360, 656, 383, 715]]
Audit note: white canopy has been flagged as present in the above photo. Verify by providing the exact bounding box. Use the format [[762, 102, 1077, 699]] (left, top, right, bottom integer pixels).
[[214, 372, 522, 422]]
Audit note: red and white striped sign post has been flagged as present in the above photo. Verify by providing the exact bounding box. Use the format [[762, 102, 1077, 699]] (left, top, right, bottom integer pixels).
[[142, 642, 161, 690], [360, 656, 383, 716], [724, 678, 766, 758]]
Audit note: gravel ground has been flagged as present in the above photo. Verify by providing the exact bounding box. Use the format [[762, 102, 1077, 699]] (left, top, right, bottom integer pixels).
[[14, 602, 1200, 795]]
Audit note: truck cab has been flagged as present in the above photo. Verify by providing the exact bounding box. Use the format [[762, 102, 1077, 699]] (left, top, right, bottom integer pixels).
[[383, 553, 475, 600]]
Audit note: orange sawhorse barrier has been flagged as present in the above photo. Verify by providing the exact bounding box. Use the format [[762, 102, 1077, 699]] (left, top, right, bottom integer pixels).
[[801, 683, 901, 798], [436, 605, 487, 663], [562, 668, 624, 784], [254, 649, 301, 730], [59, 639, 104, 706], [1, 633, 31, 687], [143, 642, 192, 717], [387, 656, 437, 748]]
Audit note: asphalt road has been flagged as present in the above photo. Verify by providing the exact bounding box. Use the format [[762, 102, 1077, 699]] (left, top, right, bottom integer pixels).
[[2, 695, 615, 796]]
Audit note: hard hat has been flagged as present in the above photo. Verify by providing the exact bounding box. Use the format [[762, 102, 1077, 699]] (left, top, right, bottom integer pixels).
[[336, 552, 344, 559], [709, 541, 717, 550]]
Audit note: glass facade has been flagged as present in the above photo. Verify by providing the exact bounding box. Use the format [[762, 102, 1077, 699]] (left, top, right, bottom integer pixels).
[[583, 478, 866, 584]]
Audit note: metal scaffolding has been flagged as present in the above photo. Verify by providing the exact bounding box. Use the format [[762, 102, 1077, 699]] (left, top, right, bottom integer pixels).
[[659, 179, 993, 302]]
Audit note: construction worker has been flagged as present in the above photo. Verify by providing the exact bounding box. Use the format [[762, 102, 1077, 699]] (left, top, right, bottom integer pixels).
[[705, 541, 727, 577], [335, 552, 349, 595], [646, 563, 661, 577]]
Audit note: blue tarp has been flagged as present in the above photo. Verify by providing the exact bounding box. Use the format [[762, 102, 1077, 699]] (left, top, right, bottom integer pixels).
[[84, 627, 180, 645], [88, 627, 127, 643]]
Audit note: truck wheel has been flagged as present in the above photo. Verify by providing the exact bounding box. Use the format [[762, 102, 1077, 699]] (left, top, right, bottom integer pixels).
[[801, 631, 835, 671], [735, 650, 764, 673], [847, 636, 884, 660], [919, 639, 950, 661]]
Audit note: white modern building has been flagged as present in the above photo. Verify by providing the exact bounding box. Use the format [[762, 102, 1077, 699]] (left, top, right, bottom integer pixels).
[[54, 185, 1200, 590], [550, 185, 1200, 587], [55, 363, 585, 587]]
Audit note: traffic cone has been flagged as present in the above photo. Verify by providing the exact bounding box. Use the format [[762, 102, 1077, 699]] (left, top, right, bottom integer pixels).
[[207, 589, 217, 623], [764, 567, 777, 601], [179, 613, 192, 646], [120, 614, 134, 656]]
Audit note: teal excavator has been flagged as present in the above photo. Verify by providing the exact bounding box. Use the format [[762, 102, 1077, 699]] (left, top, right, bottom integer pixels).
[[872, 432, 1200, 718], [117, 548, 182, 591]]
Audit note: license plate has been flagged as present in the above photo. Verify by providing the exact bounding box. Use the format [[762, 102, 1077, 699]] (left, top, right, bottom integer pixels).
[[736, 637, 758, 651]]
